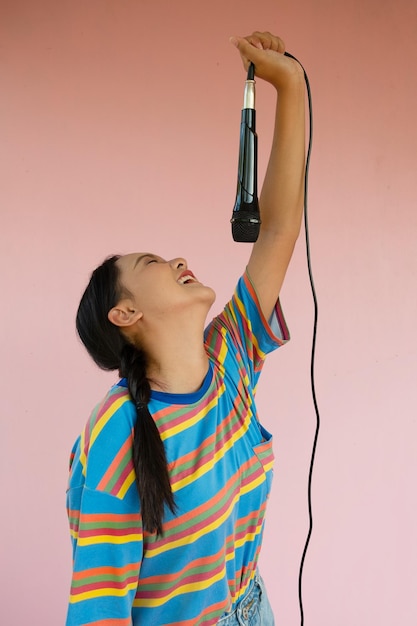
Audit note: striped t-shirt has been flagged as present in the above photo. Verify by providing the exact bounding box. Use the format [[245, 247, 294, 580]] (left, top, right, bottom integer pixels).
[[66, 270, 289, 626]]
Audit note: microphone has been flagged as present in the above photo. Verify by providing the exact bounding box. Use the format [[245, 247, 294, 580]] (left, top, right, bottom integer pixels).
[[231, 62, 261, 242]]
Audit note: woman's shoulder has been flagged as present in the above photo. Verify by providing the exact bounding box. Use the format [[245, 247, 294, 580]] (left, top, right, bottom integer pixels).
[[87, 381, 134, 432], [69, 382, 136, 494], [77, 382, 134, 466]]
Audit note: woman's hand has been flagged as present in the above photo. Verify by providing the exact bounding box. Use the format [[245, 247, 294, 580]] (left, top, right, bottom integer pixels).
[[230, 31, 304, 91]]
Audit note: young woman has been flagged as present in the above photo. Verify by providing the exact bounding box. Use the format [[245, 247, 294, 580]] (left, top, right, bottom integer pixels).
[[66, 31, 306, 626]]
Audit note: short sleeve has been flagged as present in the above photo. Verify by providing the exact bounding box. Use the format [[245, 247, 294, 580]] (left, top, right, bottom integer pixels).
[[66, 390, 143, 625], [66, 487, 143, 625], [204, 269, 289, 389]]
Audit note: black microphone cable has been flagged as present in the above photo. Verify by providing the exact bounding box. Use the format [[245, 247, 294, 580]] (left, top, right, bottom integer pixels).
[[284, 50, 319, 626], [232, 51, 319, 625]]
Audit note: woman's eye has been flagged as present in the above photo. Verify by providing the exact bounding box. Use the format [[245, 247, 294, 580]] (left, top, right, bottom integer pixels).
[[147, 259, 157, 264]]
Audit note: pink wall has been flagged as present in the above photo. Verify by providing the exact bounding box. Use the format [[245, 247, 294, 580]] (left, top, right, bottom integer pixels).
[[1, 1, 416, 624]]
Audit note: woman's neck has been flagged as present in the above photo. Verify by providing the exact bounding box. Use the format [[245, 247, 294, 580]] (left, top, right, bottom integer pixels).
[[146, 344, 210, 394], [139, 315, 210, 394]]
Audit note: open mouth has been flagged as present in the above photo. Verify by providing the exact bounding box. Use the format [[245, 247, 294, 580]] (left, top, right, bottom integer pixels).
[[177, 271, 198, 285]]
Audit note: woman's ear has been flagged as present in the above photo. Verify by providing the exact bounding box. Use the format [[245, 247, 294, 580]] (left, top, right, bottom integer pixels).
[[108, 302, 143, 328]]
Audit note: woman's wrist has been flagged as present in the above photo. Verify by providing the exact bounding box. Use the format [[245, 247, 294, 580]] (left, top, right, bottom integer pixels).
[[271, 60, 305, 94]]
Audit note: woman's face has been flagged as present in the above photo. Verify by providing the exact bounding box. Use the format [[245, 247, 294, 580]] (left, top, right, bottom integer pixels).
[[115, 252, 216, 321]]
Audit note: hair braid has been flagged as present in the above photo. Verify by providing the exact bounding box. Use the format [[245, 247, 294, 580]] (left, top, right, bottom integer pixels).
[[120, 344, 176, 535]]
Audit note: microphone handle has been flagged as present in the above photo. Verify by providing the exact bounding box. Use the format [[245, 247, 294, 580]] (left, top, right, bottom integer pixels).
[[231, 63, 261, 243], [231, 107, 261, 242]]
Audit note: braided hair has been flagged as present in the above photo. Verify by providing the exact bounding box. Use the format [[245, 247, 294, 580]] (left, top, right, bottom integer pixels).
[[76, 255, 176, 535]]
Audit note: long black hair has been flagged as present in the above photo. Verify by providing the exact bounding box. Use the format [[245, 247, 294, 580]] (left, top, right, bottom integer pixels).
[[76, 255, 176, 535]]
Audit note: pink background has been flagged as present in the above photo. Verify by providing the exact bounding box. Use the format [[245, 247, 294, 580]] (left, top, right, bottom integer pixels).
[[1, 1, 416, 624]]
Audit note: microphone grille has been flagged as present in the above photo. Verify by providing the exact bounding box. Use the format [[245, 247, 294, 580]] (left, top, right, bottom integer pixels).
[[231, 219, 260, 243]]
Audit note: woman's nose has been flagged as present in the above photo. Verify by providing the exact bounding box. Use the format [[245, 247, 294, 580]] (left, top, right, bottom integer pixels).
[[170, 257, 187, 270]]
